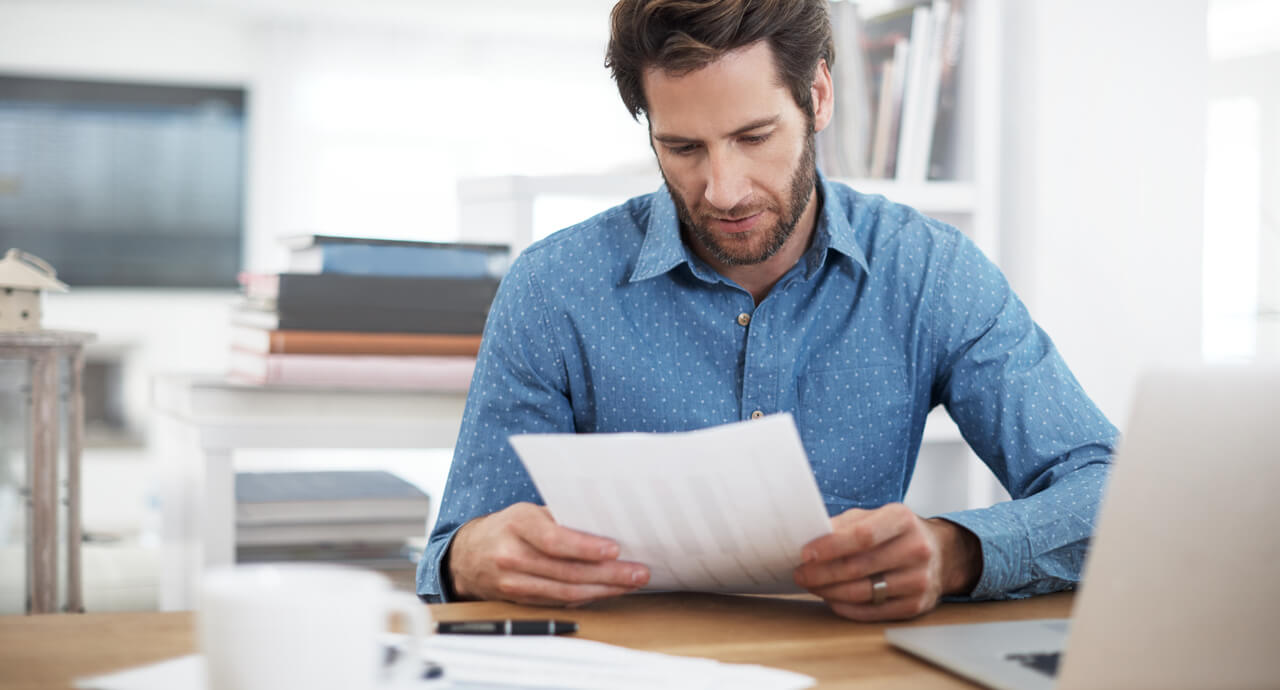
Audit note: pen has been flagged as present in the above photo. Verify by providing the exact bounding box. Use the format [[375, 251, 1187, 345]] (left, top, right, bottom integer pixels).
[[436, 619, 579, 635]]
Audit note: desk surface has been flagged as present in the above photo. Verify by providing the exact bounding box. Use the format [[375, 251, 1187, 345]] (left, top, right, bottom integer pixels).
[[0, 591, 1073, 689]]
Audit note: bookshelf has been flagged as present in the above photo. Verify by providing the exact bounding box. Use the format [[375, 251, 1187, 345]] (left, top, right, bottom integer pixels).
[[456, 0, 1005, 512]]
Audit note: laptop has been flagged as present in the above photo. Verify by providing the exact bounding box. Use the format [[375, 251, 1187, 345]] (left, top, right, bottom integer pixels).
[[886, 366, 1280, 689]]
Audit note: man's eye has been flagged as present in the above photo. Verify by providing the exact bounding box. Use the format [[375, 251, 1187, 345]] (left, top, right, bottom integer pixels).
[[667, 144, 699, 156], [741, 134, 770, 145]]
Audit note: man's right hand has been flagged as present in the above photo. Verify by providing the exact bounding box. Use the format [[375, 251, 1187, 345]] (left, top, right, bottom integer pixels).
[[446, 502, 650, 606]]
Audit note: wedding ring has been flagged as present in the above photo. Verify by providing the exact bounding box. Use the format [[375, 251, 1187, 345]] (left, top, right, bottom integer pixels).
[[870, 573, 888, 605]]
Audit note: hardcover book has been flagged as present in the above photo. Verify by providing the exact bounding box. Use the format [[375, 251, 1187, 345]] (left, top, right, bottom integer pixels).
[[235, 470, 431, 526], [280, 234, 511, 279], [229, 326, 483, 357]]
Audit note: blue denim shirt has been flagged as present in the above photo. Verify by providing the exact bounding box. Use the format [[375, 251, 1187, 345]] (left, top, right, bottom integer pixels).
[[417, 175, 1117, 602]]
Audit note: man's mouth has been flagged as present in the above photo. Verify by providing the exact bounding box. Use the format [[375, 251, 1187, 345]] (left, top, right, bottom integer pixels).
[[709, 211, 764, 234]]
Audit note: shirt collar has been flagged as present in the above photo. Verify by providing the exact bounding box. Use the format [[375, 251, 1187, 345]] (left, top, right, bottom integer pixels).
[[628, 171, 869, 284]]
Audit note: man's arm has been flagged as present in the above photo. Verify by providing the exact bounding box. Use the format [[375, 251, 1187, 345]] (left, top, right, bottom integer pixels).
[[927, 229, 1117, 599], [416, 253, 648, 603], [793, 226, 1115, 620]]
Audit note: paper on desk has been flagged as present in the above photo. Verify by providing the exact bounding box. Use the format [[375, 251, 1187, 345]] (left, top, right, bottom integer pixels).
[[421, 633, 814, 689], [75, 634, 814, 690], [510, 413, 833, 594]]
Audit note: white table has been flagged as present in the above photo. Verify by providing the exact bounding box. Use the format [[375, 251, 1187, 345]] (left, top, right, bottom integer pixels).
[[149, 375, 467, 610]]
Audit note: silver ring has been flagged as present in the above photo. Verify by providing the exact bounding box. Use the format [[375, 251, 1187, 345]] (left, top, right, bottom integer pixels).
[[870, 573, 888, 605]]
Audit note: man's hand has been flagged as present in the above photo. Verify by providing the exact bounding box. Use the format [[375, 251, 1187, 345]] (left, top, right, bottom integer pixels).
[[793, 503, 982, 621], [446, 502, 650, 607]]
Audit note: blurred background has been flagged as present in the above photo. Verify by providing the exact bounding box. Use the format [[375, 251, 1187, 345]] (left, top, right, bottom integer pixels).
[[0, 0, 1275, 613]]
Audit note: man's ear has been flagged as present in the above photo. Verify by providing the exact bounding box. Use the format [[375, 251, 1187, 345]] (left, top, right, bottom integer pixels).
[[811, 58, 835, 134]]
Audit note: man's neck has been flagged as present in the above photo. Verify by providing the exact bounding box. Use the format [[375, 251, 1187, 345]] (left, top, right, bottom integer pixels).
[[699, 185, 821, 305]]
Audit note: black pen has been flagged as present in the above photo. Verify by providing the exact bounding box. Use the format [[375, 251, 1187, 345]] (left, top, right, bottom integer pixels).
[[436, 619, 578, 635]]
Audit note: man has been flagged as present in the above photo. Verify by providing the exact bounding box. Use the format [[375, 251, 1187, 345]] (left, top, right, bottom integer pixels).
[[417, 0, 1116, 622]]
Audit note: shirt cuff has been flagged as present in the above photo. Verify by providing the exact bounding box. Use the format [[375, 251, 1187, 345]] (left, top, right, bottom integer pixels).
[[415, 522, 465, 603], [934, 506, 1030, 601]]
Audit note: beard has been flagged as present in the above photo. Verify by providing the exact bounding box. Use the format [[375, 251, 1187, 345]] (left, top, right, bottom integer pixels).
[[663, 129, 817, 267]]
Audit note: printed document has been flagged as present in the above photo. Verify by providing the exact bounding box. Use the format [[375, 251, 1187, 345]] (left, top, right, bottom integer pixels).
[[510, 413, 833, 593]]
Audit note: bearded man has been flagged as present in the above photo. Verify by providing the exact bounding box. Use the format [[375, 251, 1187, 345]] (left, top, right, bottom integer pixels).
[[417, 0, 1116, 622]]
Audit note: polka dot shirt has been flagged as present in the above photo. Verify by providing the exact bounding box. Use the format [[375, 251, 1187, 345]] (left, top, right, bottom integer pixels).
[[417, 174, 1117, 603]]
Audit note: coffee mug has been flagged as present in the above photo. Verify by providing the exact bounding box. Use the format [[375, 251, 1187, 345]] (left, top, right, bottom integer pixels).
[[199, 563, 430, 690]]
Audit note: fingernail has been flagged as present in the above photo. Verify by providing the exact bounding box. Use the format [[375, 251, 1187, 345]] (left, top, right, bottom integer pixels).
[[601, 543, 619, 558], [802, 549, 816, 563], [631, 570, 645, 584]]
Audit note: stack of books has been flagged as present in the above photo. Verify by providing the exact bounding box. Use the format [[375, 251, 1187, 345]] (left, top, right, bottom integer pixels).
[[235, 470, 431, 570], [819, 0, 966, 181], [229, 234, 509, 389]]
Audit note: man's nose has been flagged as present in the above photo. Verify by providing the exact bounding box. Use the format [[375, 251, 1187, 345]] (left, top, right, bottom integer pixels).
[[703, 148, 751, 213]]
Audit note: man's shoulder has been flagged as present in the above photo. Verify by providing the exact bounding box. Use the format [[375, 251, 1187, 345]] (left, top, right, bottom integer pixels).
[[824, 179, 968, 269]]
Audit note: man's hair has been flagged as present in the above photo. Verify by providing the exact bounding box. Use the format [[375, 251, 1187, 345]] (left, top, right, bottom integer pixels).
[[605, 0, 835, 121]]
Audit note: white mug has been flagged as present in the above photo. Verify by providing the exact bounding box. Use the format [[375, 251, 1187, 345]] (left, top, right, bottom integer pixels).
[[198, 563, 430, 690]]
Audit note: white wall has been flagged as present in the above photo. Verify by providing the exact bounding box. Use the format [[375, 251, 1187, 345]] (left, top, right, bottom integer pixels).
[[2, 0, 653, 443], [1000, 0, 1209, 428]]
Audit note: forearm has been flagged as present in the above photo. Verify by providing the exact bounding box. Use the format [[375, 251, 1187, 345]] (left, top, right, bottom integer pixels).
[[937, 459, 1111, 600], [927, 517, 982, 596]]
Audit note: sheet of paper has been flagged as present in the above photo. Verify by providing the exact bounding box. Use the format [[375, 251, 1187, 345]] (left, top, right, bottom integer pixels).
[[510, 413, 833, 594], [76, 634, 814, 690], [421, 633, 814, 690]]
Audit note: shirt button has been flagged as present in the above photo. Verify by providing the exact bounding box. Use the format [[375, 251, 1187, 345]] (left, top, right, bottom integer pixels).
[[751, 410, 764, 419], [737, 312, 751, 327]]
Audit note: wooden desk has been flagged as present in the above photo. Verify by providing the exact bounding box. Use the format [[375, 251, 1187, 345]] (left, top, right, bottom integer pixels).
[[0, 591, 1074, 689]]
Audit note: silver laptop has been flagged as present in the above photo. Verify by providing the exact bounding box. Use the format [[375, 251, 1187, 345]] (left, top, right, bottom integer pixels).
[[886, 366, 1280, 689]]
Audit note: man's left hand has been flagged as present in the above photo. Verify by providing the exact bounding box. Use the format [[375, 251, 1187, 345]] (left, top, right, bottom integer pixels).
[[793, 503, 982, 622]]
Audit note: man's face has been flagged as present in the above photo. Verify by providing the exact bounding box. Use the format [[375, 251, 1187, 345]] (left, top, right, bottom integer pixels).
[[644, 41, 818, 267]]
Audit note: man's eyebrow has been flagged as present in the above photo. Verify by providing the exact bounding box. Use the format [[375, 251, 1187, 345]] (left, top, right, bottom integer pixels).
[[652, 116, 780, 144]]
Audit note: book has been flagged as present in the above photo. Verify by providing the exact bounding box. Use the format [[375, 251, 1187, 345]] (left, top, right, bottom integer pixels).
[[228, 350, 477, 390], [230, 300, 493, 335], [895, 4, 935, 183], [236, 520, 428, 546], [232, 272, 500, 334], [240, 272, 500, 314], [236, 470, 431, 524], [236, 541, 418, 568], [230, 325, 483, 356], [869, 38, 909, 178], [862, 3, 917, 178], [927, 0, 965, 180], [280, 234, 510, 279]]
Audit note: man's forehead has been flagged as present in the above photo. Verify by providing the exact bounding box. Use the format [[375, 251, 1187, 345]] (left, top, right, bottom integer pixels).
[[642, 41, 792, 136]]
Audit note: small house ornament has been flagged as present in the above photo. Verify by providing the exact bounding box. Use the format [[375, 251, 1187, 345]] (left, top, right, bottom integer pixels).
[[0, 249, 69, 333]]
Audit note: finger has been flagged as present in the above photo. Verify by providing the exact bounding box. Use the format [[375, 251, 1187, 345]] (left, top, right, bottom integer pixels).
[[512, 507, 622, 562], [795, 530, 931, 589], [826, 590, 940, 622], [807, 566, 930, 606], [519, 550, 650, 589], [802, 504, 915, 563], [489, 571, 638, 607]]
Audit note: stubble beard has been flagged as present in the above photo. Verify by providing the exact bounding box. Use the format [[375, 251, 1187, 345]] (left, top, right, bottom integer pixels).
[[664, 129, 817, 267]]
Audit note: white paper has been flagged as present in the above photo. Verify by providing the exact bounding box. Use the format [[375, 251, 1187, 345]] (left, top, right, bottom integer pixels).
[[76, 634, 814, 690], [421, 634, 813, 690], [510, 413, 833, 593]]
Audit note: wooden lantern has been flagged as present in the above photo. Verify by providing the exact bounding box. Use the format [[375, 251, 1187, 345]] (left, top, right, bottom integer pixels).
[[0, 249, 69, 333]]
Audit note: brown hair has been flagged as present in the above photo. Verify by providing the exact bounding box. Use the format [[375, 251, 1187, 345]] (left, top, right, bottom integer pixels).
[[605, 0, 835, 121]]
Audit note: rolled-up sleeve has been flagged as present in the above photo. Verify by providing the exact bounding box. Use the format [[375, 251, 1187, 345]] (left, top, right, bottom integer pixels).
[[415, 253, 574, 602], [927, 231, 1117, 600]]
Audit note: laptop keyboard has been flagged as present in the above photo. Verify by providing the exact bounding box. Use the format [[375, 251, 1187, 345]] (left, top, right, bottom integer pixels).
[[1005, 652, 1061, 677]]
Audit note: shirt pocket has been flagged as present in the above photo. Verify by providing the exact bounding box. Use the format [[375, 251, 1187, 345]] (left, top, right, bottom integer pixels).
[[795, 365, 912, 509]]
